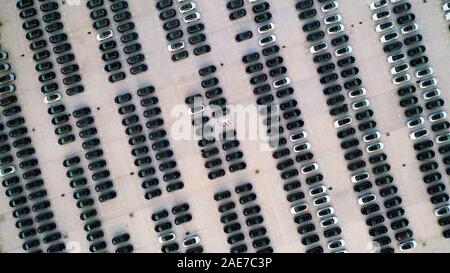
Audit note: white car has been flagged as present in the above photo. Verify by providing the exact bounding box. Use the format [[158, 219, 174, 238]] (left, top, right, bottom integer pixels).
[[357, 193, 376, 205], [182, 235, 200, 247], [375, 21, 394, 33], [446, 12, 450, 21], [399, 240, 417, 251], [333, 116, 352, 128], [312, 194, 330, 206], [390, 63, 409, 75], [258, 22, 275, 34], [44, 92, 61, 104], [380, 32, 398, 43], [327, 24, 345, 35], [370, 0, 388, 11], [434, 205, 450, 217], [406, 117, 425, 129], [272, 77, 290, 88], [259, 35, 276, 46], [321, 1, 339, 13], [0, 84, 15, 94], [387, 52, 406, 64], [293, 142, 311, 153], [423, 88, 441, 100], [309, 185, 327, 197], [183, 12, 201, 23], [179, 2, 196, 13], [324, 14, 342, 25], [442, 2, 450, 12], [96, 30, 113, 41], [351, 172, 370, 183], [348, 88, 366, 98], [0, 51, 8, 60], [0, 165, 16, 177], [418, 78, 437, 89], [0, 62, 11, 72], [352, 99, 370, 110], [290, 203, 308, 215], [301, 163, 319, 175], [436, 133, 450, 144], [289, 131, 307, 142], [317, 206, 335, 218], [168, 41, 185, 52], [363, 131, 381, 142], [392, 73, 410, 85], [409, 128, 429, 140], [310, 42, 328, 54], [158, 232, 176, 244], [188, 105, 205, 115], [335, 45, 352, 57], [366, 142, 384, 153], [321, 216, 338, 227], [372, 10, 390, 21], [415, 67, 433, 78], [400, 23, 418, 34], [428, 111, 447, 123]]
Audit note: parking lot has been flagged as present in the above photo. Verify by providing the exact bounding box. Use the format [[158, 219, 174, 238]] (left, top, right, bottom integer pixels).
[[0, 0, 450, 253]]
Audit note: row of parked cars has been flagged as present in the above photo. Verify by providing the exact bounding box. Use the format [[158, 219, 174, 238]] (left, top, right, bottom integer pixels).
[[299, 0, 413, 252], [16, 0, 81, 146], [0, 47, 66, 253], [214, 189, 249, 253], [237, 0, 345, 253], [134, 87, 187, 193], [93, 0, 147, 76], [226, 0, 248, 21], [442, 0, 450, 27], [156, 0, 210, 62], [115, 90, 162, 200], [370, 0, 450, 240], [185, 92, 225, 180], [188, 64, 247, 178], [185, 68, 230, 181], [151, 203, 200, 253], [0, 51, 15, 95], [62, 155, 108, 253], [17, 0, 85, 97], [115, 86, 185, 198], [233, 182, 272, 253], [86, 0, 134, 82], [70, 106, 117, 203], [112, 232, 134, 253]]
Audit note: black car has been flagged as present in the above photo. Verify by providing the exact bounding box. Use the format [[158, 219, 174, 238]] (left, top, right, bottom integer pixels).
[[187, 23, 204, 34], [93, 18, 110, 30], [121, 32, 139, 43], [130, 64, 148, 75], [111, 1, 128, 12], [19, 7, 37, 19], [49, 33, 68, 44], [229, 9, 246, 21], [127, 54, 145, 65], [109, 72, 126, 83], [99, 191, 117, 202], [107, 7, 127, 20], [57, 53, 75, 64], [117, 22, 135, 33], [112, 233, 130, 245]]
